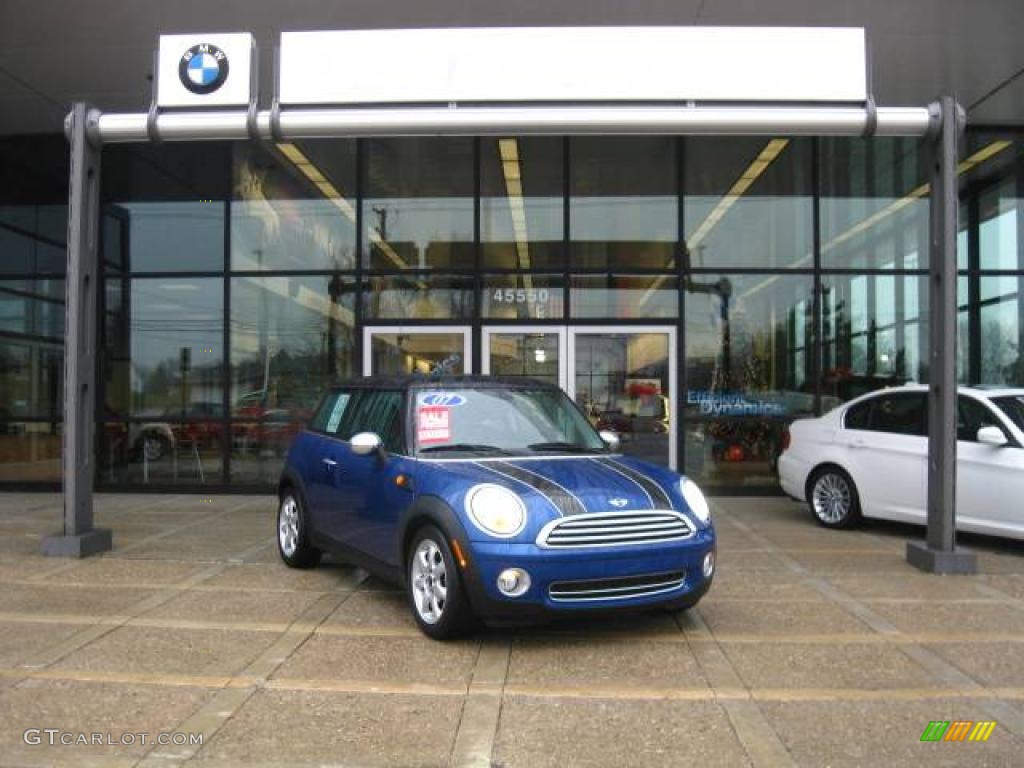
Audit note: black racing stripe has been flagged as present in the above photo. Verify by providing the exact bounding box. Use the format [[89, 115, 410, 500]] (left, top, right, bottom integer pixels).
[[488, 461, 587, 517], [596, 457, 673, 509]]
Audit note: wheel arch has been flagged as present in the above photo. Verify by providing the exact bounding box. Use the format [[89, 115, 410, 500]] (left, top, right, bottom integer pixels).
[[805, 461, 856, 502], [397, 495, 471, 576]]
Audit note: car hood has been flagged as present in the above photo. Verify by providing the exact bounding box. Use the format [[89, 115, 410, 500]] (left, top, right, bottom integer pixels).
[[416, 454, 683, 522]]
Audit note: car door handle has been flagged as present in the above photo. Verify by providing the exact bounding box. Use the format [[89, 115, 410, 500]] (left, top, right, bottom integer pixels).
[[322, 458, 338, 467]]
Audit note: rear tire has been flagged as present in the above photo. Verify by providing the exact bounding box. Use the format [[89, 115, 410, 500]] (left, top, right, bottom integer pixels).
[[406, 525, 474, 640], [807, 466, 862, 529], [277, 490, 322, 569]]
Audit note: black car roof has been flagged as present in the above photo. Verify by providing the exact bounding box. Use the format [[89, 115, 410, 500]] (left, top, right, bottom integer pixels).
[[327, 375, 561, 392]]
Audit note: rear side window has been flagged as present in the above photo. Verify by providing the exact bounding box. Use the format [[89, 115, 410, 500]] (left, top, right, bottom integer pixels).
[[309, 391, 352, 434], [958, 396, 1004, 442], [342, 390, 405, 452], [844, 393, 926, 436]]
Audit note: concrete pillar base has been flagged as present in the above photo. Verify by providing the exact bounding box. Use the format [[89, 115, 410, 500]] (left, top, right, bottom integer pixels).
[[41, 529, 112, 558], [906, 540, 977, 574]]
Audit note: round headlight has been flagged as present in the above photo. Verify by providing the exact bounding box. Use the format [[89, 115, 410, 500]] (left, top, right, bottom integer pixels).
[[465, 484, 527, 538], [680, 478, 711, 524]]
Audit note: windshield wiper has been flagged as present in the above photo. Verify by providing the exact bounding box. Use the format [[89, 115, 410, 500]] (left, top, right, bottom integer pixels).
[[527, 441, 604, 454], [420, 443, 509, 454]]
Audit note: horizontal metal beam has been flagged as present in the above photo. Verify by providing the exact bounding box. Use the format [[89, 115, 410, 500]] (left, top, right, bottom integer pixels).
[[96, 105, 933, 143]]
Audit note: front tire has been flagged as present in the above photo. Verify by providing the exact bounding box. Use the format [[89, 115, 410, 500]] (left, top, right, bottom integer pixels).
[[277, 490, 322, 568], [808, 466, 861, 529], [406, 525, 473, 640]]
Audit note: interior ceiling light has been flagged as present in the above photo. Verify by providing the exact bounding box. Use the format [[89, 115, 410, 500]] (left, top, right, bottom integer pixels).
[[498, 138, 534, 292]]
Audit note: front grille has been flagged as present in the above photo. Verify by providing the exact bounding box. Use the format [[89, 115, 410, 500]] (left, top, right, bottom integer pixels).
[[536, 511, 693, 548], [549, 570, 686, 602]]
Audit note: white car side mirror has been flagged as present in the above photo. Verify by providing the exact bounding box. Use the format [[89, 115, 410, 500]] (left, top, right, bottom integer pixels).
[[976, 426, 1008, 447], [351, 431, 383, 456], [599, 430, 620, 451]]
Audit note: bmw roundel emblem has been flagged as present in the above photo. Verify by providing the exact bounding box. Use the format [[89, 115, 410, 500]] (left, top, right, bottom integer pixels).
[[178, 43, 229, 95]]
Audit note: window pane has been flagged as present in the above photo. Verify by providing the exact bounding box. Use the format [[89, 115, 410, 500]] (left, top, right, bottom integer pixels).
[[363, 138, 474, 270], [102, 144, 231, 272], [369, 333, 466, 376], [101, 421, 224, 485], [685, 274, 815, 418], [481, 137, 563, 269], [0, 135, 68, 275], [979, 275, 1023, 385], [684, 138, 812, 269], [821, 273, 929, 402], [979, 178, 1021, 271], [685, 419, 786, 489], [231, 141, 357, 271], [481, 274, 563, 320], [866, 394, 926, 435], [570, 137, 676, 270], [364, 274, 473, 320], [0, 422, 62, 482], [230, 275, 354, 419], [105, 278, 224, 418], [0, 279, 64, 419], [819, 138, 928, 270], [570, 274, 677, 319]]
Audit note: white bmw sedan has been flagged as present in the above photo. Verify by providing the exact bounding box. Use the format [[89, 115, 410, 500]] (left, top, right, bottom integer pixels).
[[778, 385, 1024, 540]]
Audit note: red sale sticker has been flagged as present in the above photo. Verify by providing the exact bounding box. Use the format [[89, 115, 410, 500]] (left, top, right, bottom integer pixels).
[[417, 405, 451, 444]]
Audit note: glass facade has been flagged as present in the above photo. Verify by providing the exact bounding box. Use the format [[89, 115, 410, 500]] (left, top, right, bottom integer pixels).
[[2, 131, 1024, 491]]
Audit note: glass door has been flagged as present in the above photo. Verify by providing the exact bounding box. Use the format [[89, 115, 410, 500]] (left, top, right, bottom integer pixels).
[[363, 326, 472, 376], [481, 326, 566, 388], [568, 327, 677, 469]]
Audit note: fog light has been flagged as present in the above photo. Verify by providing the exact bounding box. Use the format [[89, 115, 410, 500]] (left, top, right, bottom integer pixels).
[[497, 568, 531, 597], [703, 552, 715, 579]]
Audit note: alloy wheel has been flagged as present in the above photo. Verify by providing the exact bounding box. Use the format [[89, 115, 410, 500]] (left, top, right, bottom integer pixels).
[[411, 538, 448, 624], [812, 473, 852, 524], [279, 496, 299, 557]]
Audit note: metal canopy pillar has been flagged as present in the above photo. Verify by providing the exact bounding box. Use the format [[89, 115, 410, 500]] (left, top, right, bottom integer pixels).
[[42, 103, 111, 558], [906, 96, 977, 574]]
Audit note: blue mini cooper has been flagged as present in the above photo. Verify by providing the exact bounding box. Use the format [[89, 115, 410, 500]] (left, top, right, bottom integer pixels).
[[277, 376, 716, 639]]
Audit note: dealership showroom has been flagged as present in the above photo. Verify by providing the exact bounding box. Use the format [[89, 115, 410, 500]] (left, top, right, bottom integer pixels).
[[1, 1, 1024, 766]]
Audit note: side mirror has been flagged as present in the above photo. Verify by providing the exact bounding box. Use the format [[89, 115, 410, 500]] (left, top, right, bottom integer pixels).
[[599, 430, 621, 451], [351, 431, 384, 457], [976, 426, 1008, 447]]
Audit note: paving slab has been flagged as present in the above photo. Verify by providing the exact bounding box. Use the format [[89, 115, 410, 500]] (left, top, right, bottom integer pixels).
[[271, 634, 478, 689], [708, 571, 825, 601], [824, 572, 995, 601], [697, 599, 874, 638], [760, 698, 1023, 767], [0, 584, 154, 617], [204, 562, 363, 592], [0, 622, 86, 666], [190, 689, 461, 767], [924, 642, 1024, 688], [507, 636, 708, 693], [37, 558, 209, 587], [322, 590, 417, 630], [494, 697, 752, 768], [868, 602, 1024, 636], [721, 641, 939, 691], [981, 574, 1024, 600], [137, 588, 324, 626], [52, 625, 280, 678]]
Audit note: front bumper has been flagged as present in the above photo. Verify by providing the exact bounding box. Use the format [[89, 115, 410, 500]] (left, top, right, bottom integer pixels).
[[459, 528, 716, 621]]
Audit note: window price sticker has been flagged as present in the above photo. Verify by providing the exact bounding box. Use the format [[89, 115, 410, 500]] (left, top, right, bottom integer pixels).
[[417, 405, 451, 444]]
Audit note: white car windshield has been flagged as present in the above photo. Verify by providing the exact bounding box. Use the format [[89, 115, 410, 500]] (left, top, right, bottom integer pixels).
[[413, 387, 607, 456], [991, 396, 1024, 434]]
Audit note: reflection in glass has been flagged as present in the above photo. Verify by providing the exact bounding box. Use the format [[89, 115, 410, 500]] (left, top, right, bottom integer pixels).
[[574, 332, 671, 467], [979, 179, 1021, 271], [685, 419, 786, 489], [481, 274, 563, 320], [105, 278, 224, 418], [364, 274, 473, 320], [230, 275, 354, 432], [231, 142, 357, 271], [0, 204, 67, 274], [369, 333, 466, 376], [100, 421, 224, 485], [686, 274, 815, 418], [684, 138, 812, 269], [819, 138, 928, 270], [980, 276, 1024, 385], [571, 274, 677, 319], [487, 333, 560, 386], [363, 138, 474, 270], [0, 279, 64, 419], [570, 137, 676, 270], [821, 273, 928, 402], [481, 137, 563, 269], [0, 422, 62, 482]]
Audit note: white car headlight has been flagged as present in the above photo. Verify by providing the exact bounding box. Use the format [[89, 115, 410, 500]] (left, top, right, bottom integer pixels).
[[680, 478, 711, 524], [465, 484, 527, 538]]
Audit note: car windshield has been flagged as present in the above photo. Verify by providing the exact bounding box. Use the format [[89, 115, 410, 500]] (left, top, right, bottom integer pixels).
[[991, 395, 1024, 433], [413, 386, 608, 457]]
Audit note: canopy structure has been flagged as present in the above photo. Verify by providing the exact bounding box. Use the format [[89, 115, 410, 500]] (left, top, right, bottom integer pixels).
[[42, 26, 976, 574]]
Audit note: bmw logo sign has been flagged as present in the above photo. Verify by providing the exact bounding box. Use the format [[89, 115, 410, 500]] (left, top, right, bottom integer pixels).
[[178, 43, 229, 95]]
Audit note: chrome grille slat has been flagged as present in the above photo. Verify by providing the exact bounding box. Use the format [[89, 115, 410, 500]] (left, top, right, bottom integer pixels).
[[537, 510, 693, 549], [549, 570, 687, 602]]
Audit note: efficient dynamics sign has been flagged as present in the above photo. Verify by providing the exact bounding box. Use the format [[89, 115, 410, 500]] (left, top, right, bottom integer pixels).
[[278, 27, 868, 106]]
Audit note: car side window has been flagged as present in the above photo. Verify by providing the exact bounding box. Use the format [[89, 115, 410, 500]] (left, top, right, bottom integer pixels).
[[344, 390, 405, 453], [868, 393, 926, 436], [844, 400, 872, 430], [958, 396, 1003, 443], [309, 391, 352, 435]]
